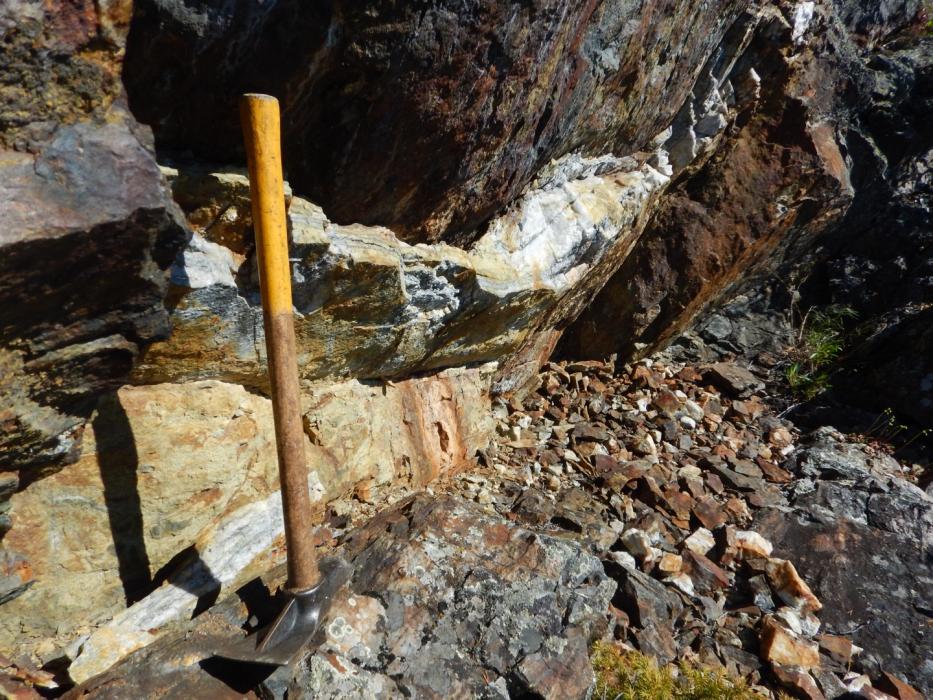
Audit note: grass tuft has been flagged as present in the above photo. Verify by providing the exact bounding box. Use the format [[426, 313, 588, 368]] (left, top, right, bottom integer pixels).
[[591, 642, 762, 700], [784, 305, 858, 399]]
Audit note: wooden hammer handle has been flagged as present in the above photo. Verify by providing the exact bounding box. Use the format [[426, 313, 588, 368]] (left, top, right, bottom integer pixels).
[[240, 94, 319, 591]]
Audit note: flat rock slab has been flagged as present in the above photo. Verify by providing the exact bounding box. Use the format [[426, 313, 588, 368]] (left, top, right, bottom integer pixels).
[[700, 363, 765, 398], [68, 495, 615, 699]]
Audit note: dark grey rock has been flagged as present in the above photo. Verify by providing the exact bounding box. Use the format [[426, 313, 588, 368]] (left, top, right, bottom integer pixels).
[[66, 495, 616, 700], [123, 0, 748, 243], [301, 496, 615, 699], [702, 363, 765, 398], [811, 667, 849, 699], [755, 432, 933, 695], [614, 565, 684, 626], [1, 5, 189, 474]]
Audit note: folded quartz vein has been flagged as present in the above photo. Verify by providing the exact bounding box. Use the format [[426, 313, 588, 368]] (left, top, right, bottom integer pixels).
[[135, 153, 672, 389]]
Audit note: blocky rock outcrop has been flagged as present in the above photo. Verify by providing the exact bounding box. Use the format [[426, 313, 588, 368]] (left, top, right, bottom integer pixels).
[[123, 0, 747, 242], [0, 1, 187, 471]]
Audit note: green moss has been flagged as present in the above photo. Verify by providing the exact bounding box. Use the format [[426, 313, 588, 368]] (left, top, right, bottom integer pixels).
[[591, 643, 763, 700]]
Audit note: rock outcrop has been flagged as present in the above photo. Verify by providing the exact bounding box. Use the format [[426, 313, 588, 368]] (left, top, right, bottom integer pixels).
[[42, 357, 929, 699], [2, 366, 494, 678], [0, 1, 187, 471], [124, 0, 747, 242], [563, 0, 932, 426], [134, 157, 670, 390], [755, 428, 933, 694], [65, 495, 616, 699], [0, 0, 928, 692], [562, 0, 860, 360]]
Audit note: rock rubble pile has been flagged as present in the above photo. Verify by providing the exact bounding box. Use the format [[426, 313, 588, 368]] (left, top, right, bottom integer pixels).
[[456, 357, 929, 699]]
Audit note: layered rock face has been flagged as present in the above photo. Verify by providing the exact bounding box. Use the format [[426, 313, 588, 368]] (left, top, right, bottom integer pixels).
[[1, 369, 494, 674], [0, 1, 187, 471], [563, 0, 933, 425], [123, 0, 747, 242], [136, 158, 669, 390], [562, 3, 854, 360]]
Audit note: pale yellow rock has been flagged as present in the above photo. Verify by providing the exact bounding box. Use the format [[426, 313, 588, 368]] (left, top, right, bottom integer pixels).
[[658, 552, 683, 574], [735, 530, 774, 558], [1, 365, 495, 672], [683, 527, 715, 555], [0, 381, 279, 657]]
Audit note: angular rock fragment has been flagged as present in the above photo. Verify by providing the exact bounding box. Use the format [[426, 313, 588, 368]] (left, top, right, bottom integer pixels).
[[515, 632, 595, 700], [621, 529, 654, 562], [774, 606, 821, 639], [757, 458, 794, 483], [734, 530, 773, 558], [816, 634, 854, 666], [748, 575, 775, 613], [682, 550, 731, 592], [810, 668, 849, 699], [683, 528, 716, 555], [876, 672, 924, 700], [693, 496, 728, 530], [760, 616, 821, 670], [613, 565, 683, 630], [771, 665, 826, 700], [702, 363, 765, 398], [766, 559, 823, 613], [658, 553, 683, 575]]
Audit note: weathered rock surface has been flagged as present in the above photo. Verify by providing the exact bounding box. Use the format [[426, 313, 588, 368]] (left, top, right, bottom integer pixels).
[[562, 0, 856, 361], [124, 0, 747, 242], [564, 0, 932, 427], [8, 349, 932, 697], [755, 428, 933, 695], [134, 156, 671, 389], [0, 1, 187, 471], [66, 495, 616, 699], [53, 356, 930, 699], [0, 1, 928, 695], [1, 366, 494, 680]]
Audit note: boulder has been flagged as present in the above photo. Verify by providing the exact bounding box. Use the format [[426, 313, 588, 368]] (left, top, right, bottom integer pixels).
[[123, 0, 747, 242], [562, 1, 854, 362], [566, 0, 932, 428]]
